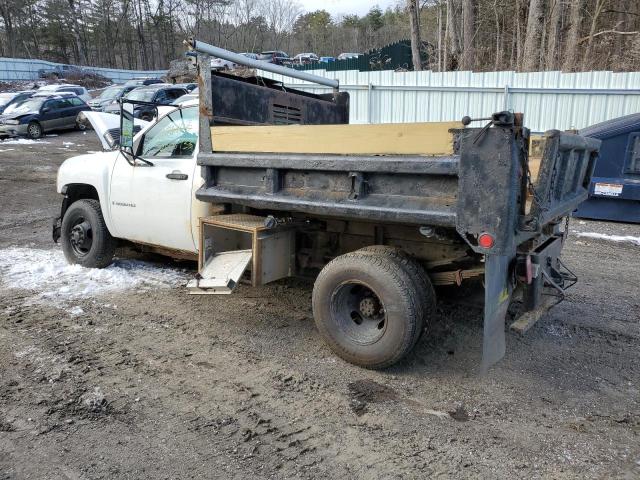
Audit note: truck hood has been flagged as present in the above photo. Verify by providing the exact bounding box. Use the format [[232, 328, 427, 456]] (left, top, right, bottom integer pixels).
[[80, 111, 150, 150]]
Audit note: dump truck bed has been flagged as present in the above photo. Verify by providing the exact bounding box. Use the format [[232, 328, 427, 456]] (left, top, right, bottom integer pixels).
[[187, 38, 601, 370]]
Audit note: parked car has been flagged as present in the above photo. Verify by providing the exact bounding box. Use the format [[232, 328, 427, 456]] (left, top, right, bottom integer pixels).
[[0, 93, 91, 139], [124, 78, 164, 87], [37, 64, 92, 79], [87, 84, 138, 111], [211, 57, 236, 71], [0, 90, 36, 114], [337, 52, 361, 60], [257, 51, 290, 65], [104, 84, 188, 121], [37, 84, 91, 102], [320, 56, 335, 63], [292, 53, 319, 64], [239, 52, 258, 60], [172, 87, 199, 105], [174, 82, 198, 92]]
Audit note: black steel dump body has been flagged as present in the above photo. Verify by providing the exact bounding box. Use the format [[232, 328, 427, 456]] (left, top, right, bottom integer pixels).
[[189, 40, 600, 369], [206, 71, 349, 127]]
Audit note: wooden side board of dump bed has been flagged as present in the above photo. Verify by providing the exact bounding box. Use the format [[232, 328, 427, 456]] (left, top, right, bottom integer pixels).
[[210, 122, 460, 156]]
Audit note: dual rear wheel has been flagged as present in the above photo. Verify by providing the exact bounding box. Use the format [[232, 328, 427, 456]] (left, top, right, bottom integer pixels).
[[312, 247, 435, 369]]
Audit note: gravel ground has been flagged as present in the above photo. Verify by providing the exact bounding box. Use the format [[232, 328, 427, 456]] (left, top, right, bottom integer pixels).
[[0, 131, 639, 479]]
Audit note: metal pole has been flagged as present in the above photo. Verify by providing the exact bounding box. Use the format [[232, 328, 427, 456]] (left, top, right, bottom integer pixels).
[[185, 37, 339, 90], [503, 84, 510, 110], [367, 83, 373, 123]]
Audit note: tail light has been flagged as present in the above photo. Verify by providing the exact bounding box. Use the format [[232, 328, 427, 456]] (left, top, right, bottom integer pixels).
[[478, 232, 495, 249]]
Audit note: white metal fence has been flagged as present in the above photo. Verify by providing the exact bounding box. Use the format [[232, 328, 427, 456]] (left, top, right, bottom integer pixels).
[[0, 57, 166, 83], [260, 69, 640, 132]]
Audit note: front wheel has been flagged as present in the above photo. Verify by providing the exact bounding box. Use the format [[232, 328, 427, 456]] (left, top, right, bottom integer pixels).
[[27, 121, 42, 139], [61, 199, 116, 268], [312, 251, 421, 369]]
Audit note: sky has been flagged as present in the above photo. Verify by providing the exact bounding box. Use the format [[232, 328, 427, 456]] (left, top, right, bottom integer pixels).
[[297, 0, 399, 18]]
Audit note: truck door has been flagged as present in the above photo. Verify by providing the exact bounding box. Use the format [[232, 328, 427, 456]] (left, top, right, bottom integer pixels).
[[109, 106, 200, 252]]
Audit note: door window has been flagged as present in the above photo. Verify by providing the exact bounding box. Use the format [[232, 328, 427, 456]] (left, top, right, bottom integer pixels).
[[44, 99, 65, 111], [154, 90, 169, 104], [70, 97, 85, 106], [139, 107, 198, 158], [166, 89, 185, 101]]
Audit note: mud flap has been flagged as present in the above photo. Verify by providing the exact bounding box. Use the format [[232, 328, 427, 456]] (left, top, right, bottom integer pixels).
[[482, 254, 513, 373]]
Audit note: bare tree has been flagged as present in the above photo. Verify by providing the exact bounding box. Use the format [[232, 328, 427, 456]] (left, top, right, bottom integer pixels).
[[521, 0, 545, 71], [461, 0, 475, 70], [407, 0, 422, 70], [563, 0, 585, 71]]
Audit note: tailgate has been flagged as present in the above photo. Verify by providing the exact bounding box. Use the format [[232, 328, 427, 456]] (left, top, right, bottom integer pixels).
[[526, 130, 600, 230]]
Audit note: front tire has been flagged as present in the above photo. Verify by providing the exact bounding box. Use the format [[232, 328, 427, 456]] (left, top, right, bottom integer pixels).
[[27, 121, 42, 139], [312, 251, 421, 369], [61, 199, 116, 268]]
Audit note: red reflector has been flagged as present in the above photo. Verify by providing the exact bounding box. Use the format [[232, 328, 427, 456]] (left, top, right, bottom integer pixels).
[[478, 233, 495, 249]]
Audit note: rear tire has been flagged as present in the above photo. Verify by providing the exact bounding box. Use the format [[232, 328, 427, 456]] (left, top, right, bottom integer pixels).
[[27, 121, 42, 139], [61, 199, 116, 268], [358, 245, 436, 341], [312, 251, 421, 369]]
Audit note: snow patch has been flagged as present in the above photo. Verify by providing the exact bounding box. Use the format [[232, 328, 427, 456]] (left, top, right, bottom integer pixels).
[[67, 306, 84, 316], [0, 247, 191, 304], [574, 231, 640, 246], [0, 138, 50, 145], [0, 148, 15, 152]]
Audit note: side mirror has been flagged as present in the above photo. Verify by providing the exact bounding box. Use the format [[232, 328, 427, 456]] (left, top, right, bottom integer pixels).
[[41, 107, 51, 113], [120, 102, 135, 149]]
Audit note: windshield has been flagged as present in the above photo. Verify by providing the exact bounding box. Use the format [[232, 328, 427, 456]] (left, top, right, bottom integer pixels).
[[126, 89, 156, 102], [98, 86, 123, 100], [3, 98, 44, 114], [0, 93, 18, 107]]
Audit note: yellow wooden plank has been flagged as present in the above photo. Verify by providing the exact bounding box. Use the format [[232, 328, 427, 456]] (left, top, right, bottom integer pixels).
[[528, 134, 545, 180], [211, 122, 460, 156]]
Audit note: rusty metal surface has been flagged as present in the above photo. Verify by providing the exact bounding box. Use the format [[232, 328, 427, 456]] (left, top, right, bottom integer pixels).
[[198, 152, 459, 175], [208, 72, 349, 127]]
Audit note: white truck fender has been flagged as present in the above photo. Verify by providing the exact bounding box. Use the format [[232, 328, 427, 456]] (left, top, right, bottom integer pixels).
[[56, 151, 120, 236]]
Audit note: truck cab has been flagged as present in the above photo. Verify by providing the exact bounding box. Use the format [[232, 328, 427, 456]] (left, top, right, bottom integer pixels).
[[54, 101, 208, 266]]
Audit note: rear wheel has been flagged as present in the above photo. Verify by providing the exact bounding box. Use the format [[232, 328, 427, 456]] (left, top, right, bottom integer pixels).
[[27, 121, 42, 139], [312, 251, 421, 369], [61, 199, 116, 268], [358, 245, 436, 341]]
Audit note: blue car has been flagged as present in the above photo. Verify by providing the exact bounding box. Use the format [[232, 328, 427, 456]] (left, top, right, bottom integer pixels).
[[0, 93, 91, 139]]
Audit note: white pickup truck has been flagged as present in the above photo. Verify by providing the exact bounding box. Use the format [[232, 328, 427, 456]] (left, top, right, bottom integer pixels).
[[53, 101, 215, 267]]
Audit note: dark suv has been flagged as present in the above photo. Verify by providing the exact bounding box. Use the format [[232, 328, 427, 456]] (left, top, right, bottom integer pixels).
[[258, 51, 290, 65], [37, 64, 91, 79], [104, 84, 188, 121], [0, 94, 91, 138]]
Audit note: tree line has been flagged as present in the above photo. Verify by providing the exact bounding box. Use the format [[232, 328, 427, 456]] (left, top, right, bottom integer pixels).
[[0, 0, 639, 72]]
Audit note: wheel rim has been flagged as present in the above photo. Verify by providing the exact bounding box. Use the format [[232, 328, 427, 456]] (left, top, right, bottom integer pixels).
[[69, 218, 93, 257], [330, 281, 387, 345], [28, 124, 40, 137]]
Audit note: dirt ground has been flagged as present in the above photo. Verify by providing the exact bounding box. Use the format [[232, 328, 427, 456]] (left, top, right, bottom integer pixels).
[[0, 131, 639, 479]]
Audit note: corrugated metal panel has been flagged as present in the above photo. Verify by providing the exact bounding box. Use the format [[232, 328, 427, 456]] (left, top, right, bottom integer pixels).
[[259, 69, 640, 132], [0, 57, 166, 83]]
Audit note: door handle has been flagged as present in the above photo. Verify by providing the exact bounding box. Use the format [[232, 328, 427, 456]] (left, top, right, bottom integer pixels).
[[166, 171, 188, 180]]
